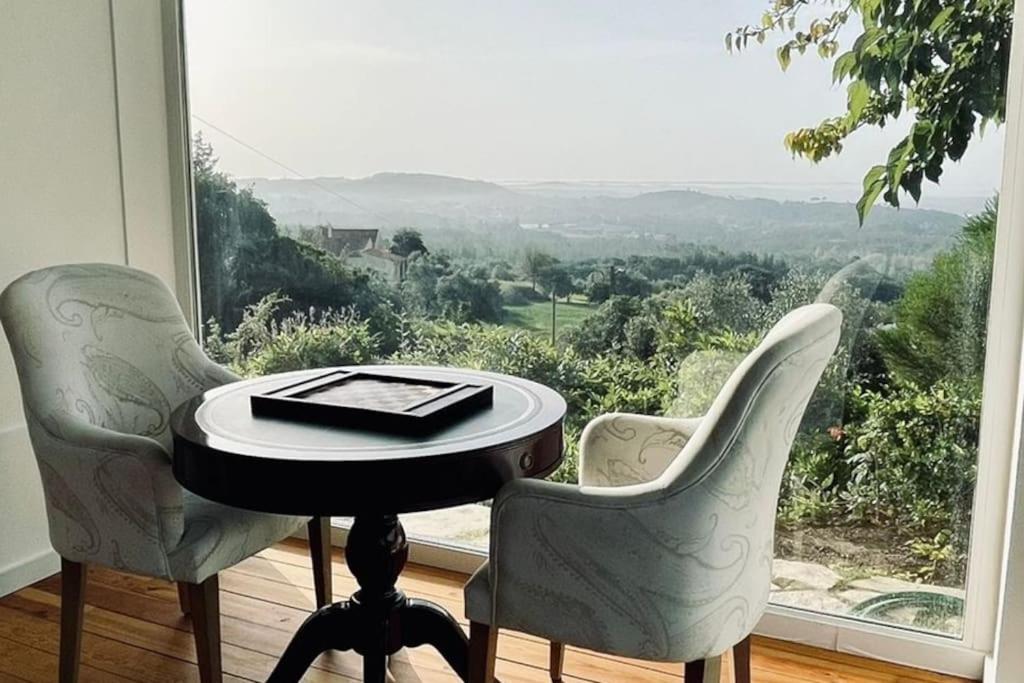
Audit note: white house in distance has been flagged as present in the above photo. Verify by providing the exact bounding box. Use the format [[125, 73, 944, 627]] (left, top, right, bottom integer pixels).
[[318, 225, 409, 283]]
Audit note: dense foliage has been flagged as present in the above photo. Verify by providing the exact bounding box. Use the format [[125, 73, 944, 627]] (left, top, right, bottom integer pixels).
[[875, 201, 996, 387], [731, 1, 1012, 221], [196, 138, 992, 585]]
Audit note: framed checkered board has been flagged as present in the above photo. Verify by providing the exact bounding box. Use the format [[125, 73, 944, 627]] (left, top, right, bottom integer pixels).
[[250, 369, 493, 434]]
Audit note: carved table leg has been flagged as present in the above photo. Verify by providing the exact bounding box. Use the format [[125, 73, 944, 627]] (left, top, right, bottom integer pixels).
[[400, 598, 470, 679], [268, 603, 356, 682], [269, 514, 470, 682]]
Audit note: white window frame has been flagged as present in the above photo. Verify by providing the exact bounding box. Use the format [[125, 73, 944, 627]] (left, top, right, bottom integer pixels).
[[162, 0, 1024, 677]]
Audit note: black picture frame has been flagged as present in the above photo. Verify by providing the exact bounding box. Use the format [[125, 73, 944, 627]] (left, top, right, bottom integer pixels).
[[250, 370, 494, 434]]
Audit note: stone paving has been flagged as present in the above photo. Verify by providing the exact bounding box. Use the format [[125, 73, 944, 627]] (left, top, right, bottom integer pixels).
[[399, 504, 966, 634]]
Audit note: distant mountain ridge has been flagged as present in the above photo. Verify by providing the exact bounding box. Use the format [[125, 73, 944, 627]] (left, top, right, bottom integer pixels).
[[240, 172, 965, 261]]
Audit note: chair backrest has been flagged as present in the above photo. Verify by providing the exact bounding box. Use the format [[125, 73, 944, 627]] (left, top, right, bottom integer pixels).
[[663, 303, 842, 495], [1, 263, 212, 452], [634, 303, 841, 660]]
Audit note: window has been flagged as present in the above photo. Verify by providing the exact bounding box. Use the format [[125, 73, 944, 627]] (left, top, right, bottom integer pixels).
[[181, 0, 1010, 647]]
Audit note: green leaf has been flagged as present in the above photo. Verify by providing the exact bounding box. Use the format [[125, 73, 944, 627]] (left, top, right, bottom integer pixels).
[[901, 168, 924, 204], [832, 51, 858, 83], [848, 80, 871, 119], [892, 33, 914, 61], [929, 6, 955, 33], [887, 137, 914, 193], [857, 165, 888, 225], [911, 121, 935, 156], [778, 45, 792, 71], [855, 27, 885, 55]]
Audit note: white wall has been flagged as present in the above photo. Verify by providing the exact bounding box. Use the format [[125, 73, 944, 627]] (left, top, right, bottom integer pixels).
[[0, 0, 177, 596]]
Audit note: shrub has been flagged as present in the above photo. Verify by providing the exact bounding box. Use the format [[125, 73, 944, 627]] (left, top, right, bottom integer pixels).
[[205, 293, 381, 376], [244, 317, 379, 376], [780, 380, 980, 583], [841, 381, 980, 535], [393, 320, 563, 384], [674, 271, 764, 334], [779, 433, 849, 526], [562, 296, 645, 358], [500, 283, 545, 306]]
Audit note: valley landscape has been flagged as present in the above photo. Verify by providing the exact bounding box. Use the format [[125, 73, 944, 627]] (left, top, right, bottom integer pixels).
[[245, 173, 968, 267]]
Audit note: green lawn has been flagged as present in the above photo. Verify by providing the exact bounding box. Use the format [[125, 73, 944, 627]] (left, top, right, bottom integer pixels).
[[503, 299, 595, 338]]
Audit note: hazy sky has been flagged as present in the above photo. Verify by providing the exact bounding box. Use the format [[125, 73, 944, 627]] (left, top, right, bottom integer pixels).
[[184, 0, 1005, 198]]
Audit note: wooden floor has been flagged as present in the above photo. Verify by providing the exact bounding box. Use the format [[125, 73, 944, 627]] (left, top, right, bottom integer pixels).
[[0, 538, 975, 683]]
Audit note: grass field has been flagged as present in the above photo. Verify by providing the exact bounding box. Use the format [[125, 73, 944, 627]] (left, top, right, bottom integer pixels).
[[503, 299, 595, 338]]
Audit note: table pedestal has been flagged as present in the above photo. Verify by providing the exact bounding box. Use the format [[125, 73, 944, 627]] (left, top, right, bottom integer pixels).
[[268, 515, 469, 683]]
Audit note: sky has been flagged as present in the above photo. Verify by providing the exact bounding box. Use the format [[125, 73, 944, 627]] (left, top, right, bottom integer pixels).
[[184, 0, 1006, 201]]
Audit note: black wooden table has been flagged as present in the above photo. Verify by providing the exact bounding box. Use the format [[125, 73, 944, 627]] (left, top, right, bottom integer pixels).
[[171, 365, 566, 683]]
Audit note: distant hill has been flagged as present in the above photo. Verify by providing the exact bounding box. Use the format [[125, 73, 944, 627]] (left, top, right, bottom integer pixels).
[[239, 172, 964, 262], [351, 172, 513, 197], [244, 172, 511, 202], [614, 189, 957, 230]]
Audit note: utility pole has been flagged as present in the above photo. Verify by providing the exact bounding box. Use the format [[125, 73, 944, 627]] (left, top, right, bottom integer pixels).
[[550, 289, 557, 346]]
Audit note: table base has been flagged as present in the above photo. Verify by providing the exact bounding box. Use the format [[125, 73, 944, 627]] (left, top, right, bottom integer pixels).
[[268, 515, 469, 683]]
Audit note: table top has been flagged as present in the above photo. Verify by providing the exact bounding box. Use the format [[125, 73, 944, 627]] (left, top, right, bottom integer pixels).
[[171, 365, 567, 516]]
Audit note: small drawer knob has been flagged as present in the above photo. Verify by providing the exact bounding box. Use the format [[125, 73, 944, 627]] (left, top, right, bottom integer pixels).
[[519, 452, 534, 470]]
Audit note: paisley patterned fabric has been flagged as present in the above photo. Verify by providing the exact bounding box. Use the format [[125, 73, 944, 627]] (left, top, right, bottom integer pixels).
[[1, 264, 305, 584], [465, 304, 842, 664]]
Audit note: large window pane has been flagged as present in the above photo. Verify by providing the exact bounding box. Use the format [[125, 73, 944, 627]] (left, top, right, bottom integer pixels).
[[184, 0, 1007, 637]]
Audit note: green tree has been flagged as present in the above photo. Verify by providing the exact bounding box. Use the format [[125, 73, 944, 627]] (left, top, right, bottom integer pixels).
[[563, 296, 646, 357], [399, 253, 503, 323], [523, 249, 557, 292], [731, 1, 1012, 221], [436, 272, 504, 323], [389, 228, 428, 257], [538, 265, 574, 300], [875, 201, 996, 386]]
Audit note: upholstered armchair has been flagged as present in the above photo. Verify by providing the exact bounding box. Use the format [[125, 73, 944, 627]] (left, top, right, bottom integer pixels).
[[465, 303, 842, 683], [0, 263, 333, 683]]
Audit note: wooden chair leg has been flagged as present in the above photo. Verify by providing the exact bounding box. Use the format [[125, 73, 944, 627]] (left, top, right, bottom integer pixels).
[[549, 641, 565, 682], [59, 558, 86, 683], [468, 621, 498, 683], [733, 636, 751, 683], [684, 654, 722, 683], [308, 516, 333, 609], [187, 574, 222, 683], [177, 582, 191, 616]]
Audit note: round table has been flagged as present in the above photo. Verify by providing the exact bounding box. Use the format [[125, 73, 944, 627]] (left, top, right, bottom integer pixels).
[[171, 365, 566, 683]]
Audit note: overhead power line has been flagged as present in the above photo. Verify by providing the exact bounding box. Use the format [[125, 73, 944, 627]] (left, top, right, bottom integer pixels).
[[191, 113, 394, 226]]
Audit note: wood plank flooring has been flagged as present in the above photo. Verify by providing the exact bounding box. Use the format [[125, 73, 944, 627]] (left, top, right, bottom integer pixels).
[[0, 538, 976, 682]]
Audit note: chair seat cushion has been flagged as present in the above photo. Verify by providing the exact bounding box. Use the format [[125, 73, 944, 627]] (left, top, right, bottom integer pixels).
[[167, 491, 306, 584], [464, 561, 492, 624]]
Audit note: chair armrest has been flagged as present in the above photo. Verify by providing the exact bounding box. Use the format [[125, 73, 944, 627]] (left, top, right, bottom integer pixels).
[[30, 412, 185, 555], [53, 415, 176, 475], [578, 412, 703, 487], [485, 475, 766, 661], [486, 477, 688, 650], [488, 477, 628, 589], [489, 478, 631, 564]]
